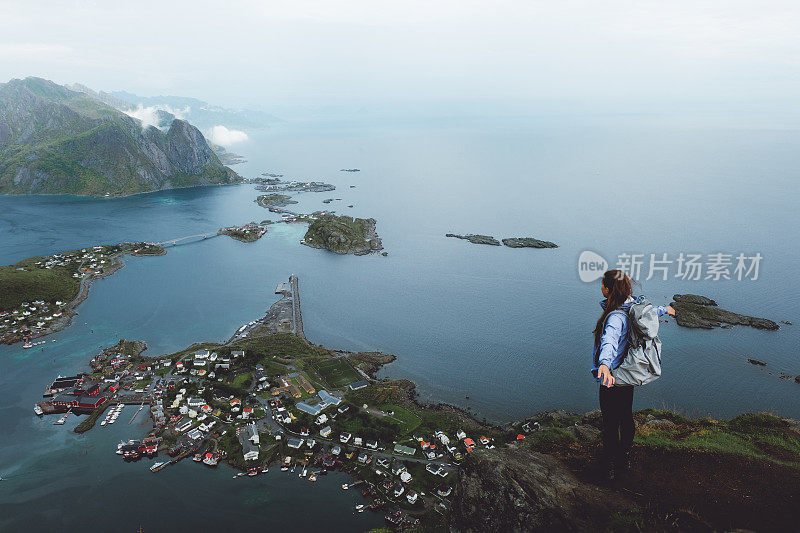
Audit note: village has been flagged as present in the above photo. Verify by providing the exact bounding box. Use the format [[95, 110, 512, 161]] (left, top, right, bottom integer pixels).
[[0, 242, 165, 346], [32, 276, 511, 529]]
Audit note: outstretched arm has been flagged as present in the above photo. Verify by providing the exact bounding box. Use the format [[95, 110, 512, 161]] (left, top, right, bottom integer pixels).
[[657, 305, 676, 317]]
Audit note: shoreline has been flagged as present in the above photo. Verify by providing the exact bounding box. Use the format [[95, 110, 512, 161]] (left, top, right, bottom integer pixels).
[[1, 244, 167, 346], [0, 181, 245, 200]]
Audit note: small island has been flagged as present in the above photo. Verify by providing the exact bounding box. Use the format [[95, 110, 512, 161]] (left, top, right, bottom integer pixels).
[[256, 180, 336, 193], [302, 215, 383, 255], [0, 242, 166, 345], [446, 234, 501, 246], [671, 294, 780, 330], [218, 223, 268, 243], [256, 194, 298, 208], [501, 237, 558, 248], [447, 234, 558, 248]]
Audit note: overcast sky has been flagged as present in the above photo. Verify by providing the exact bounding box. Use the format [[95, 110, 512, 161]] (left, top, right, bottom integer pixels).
[[1, 0, 799, 114]]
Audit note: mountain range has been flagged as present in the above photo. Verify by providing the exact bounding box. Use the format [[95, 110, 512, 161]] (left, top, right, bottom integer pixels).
[[0, 77, 240, 197]]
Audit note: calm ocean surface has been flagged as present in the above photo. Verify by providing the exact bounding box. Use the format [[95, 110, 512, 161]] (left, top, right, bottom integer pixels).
[[1, 114, 798, 531]]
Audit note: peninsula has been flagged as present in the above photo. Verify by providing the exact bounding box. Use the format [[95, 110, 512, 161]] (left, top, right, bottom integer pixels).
[[0, 242, 165, 346], [35, 277, 800, 532]]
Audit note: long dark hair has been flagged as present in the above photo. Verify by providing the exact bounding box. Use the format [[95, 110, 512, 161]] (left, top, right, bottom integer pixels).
[[593, 269, 632, 347]]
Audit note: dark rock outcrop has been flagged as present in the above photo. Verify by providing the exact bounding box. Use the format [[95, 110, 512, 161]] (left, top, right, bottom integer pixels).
[[501, 237, 558, 248], [450, 444, 631, 532], [446, 233, 501, 246], [673, 294, 718, 306], [747, 358, 767, 366], [671, 294, 779, 330]]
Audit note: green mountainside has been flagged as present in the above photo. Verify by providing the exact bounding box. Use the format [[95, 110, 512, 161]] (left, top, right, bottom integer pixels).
[[0, 77, 240, 196]]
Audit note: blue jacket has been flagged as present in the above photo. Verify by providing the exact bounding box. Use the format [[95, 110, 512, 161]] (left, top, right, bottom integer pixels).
[[591, 296, 668, 379]]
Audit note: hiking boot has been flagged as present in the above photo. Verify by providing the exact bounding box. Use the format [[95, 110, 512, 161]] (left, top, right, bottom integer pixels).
[[617, 451, 632, 472], [603, 461, 616, 482]]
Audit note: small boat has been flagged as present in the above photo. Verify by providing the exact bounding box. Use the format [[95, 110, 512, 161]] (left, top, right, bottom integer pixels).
[[100, 420, 107, 426], [341, 483, 349, 490], [355, 504, 365, 513], [281, 466, 288, 471], [23, 343, 32, 349], [300, 466, 307, 478], [33, 404, 44, 416], [236, 472, 245, 477], [261, 467, 269, 473], [308, 472, 317, 482], [150, 462, 167, 472]]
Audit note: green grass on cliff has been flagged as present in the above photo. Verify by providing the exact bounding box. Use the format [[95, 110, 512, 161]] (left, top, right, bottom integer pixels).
[[634, 412, 800, 469], [0, 256, 81, 311]]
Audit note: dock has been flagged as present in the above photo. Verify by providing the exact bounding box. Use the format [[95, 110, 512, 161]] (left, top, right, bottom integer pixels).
[[129, 403, 145, 424]]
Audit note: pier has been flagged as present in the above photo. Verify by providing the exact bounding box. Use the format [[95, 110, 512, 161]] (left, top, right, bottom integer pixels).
[[290, 274, 305, 339], [129, 403, 145, 424]]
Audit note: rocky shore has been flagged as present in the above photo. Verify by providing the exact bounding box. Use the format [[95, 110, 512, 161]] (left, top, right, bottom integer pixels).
[[671, 293, 780, 330]]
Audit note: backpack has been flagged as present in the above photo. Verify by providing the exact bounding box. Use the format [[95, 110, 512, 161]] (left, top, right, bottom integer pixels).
[[609, 298, 662, 386]]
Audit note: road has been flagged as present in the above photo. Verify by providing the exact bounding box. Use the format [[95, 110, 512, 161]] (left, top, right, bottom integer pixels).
[[290, 274, 304, 339]]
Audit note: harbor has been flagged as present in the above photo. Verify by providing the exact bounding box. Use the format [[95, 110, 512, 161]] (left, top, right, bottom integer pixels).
[[27, 275, 458, 529]]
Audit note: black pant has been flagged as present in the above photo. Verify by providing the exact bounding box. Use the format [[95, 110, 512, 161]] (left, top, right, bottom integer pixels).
[[598, 384, 634, 463]]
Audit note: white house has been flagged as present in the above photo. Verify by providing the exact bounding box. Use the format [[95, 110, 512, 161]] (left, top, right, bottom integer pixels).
[[246, 422, 259, 445], [320, 426, 332, 437]]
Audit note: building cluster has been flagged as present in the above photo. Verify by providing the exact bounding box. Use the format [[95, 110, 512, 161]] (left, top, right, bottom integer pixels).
[[1, 245, 115, 343], [174, 349, 244, 380]]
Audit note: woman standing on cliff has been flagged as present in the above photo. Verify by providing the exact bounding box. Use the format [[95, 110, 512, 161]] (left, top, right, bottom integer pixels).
[[591, 269, 675, 481]]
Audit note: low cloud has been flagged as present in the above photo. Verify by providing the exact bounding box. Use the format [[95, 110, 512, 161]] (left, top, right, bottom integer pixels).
[[205, 125, 249, 146], [124, 104, 189, 129]]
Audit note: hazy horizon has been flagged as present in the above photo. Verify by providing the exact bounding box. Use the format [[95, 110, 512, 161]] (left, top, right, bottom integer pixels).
[[2, 1, 800, 119]]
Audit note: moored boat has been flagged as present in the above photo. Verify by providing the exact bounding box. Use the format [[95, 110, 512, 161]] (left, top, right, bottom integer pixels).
[[33, 404, 44, 416]]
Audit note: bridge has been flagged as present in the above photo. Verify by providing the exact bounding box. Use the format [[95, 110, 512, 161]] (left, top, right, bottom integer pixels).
[[156, 232, 220, 247]]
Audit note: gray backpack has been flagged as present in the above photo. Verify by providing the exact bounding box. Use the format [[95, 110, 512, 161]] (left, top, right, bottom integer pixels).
[[610, 298, 662, 386]]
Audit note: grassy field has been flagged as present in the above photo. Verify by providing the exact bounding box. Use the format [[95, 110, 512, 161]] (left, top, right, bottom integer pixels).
[[312, 358, 360, 389], [380, 404, 422, 435], [231, 372, 252, 389], [0, 256, 81, 311], [235, 333, 326, 360]]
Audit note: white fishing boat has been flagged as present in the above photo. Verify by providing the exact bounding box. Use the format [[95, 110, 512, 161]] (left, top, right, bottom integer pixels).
[[341, 483, 349, 490], [33, 404, 44, 416]]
